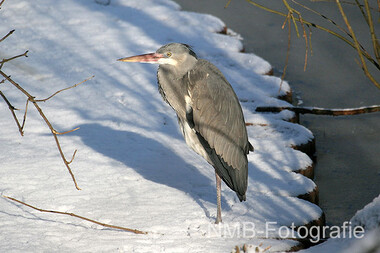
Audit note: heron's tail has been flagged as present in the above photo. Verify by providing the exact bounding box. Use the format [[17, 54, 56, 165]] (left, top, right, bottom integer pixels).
[[237, 192, 246, 202]]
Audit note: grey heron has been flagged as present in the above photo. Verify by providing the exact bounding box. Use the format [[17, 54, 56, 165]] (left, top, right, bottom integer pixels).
[[118, 43, 253, 223]]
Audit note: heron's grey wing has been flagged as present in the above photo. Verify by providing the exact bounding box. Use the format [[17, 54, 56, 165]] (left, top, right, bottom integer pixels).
[[185, 59, 252, 200]]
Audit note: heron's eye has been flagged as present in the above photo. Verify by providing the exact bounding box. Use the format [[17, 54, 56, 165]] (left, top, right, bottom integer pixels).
[[166, 52, 172, 57]]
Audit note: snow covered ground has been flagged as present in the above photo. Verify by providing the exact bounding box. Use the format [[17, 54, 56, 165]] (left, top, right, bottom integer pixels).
[[4, 0, 376, 252]]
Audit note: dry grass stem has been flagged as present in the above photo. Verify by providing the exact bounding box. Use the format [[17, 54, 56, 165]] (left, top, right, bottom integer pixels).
[[282, 0, 301, 37], [336, 0, 380, 88], [244, 0, 380, 88], [363, 0, 380, 63], [279, 13, 292, 92], [225, 0, 232, 8]]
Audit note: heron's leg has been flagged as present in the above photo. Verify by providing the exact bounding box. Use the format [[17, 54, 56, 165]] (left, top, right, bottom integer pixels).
[[215, 172, 222, 224]]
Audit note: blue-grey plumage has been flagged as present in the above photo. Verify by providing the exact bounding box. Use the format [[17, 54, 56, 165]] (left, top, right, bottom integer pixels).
[[118, 43, 254, 223]]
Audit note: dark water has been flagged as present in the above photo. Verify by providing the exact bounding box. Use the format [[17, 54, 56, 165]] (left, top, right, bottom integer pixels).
[[172, 0, 380, 226]]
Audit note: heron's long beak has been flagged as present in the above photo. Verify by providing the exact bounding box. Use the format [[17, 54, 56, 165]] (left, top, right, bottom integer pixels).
[[117, 53, 165, 63]]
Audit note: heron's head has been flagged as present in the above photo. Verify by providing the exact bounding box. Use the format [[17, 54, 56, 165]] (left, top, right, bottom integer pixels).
[[118, 43, 198, 69]]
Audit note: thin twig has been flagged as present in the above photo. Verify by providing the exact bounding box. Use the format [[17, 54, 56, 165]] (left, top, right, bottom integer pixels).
[[0, 29, 14, 43], [35, 75, 94, 102], [3, 195, 148, 234], [0, 50, 29, 68], [53, 127, 80, 135], [0, 89, 24, 135], [67, 149, 77, 164], [255, 105, 380, 116], [20, 98, 30, 133]]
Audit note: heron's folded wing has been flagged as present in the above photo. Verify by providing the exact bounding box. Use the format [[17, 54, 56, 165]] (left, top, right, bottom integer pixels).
[[185, 60, 251, 197]]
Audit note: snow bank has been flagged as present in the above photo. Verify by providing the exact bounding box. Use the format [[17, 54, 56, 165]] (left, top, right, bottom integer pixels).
[[300, 193, 380, 253], [0, 0, 322, 251], [351, 194, 380, 231]]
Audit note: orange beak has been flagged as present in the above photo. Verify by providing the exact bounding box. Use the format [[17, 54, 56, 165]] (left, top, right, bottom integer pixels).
[[117, 53, 165, 63]]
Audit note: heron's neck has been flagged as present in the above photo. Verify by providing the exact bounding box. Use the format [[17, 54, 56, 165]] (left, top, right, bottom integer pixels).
[[161, 56, 198, 79]]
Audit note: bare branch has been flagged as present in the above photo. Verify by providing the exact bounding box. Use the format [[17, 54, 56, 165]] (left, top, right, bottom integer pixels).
[[3, 195, 148, 234], [35, 75, 94, 102], [0, 70, 90, 190], [256, 105, 380, 116], [0, 6, 91, 190]]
